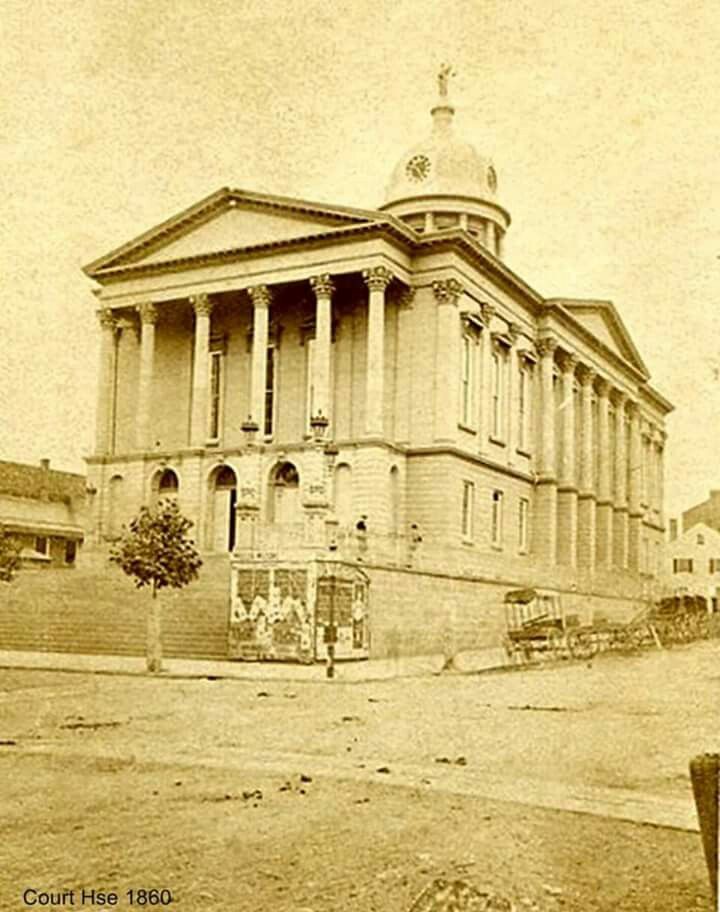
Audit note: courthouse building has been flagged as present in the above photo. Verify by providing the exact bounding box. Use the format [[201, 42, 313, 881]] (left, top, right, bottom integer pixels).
[[80, 77, 672, 661]]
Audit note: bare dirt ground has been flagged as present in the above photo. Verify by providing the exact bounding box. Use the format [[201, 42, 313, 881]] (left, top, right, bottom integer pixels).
[[0, 640, 717, 911]]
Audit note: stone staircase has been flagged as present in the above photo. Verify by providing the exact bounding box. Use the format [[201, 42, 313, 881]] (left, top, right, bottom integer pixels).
[[0, 550, 231, 660]]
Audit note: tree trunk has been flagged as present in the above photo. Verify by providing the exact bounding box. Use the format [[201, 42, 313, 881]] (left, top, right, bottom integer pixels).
[[146, 583, 163, 674]]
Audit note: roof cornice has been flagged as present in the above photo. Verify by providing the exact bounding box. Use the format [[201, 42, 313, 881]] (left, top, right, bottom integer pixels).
[[83, 186, 395, 277]]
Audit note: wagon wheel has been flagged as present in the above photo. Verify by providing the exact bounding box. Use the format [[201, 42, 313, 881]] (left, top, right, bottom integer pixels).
[[628, 623, 649, 650], [546, 628, 566, 660], [567, 629, 598, 660]]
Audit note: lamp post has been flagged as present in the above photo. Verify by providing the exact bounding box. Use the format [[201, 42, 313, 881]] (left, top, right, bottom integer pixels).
[[309, 411, 329, 443]]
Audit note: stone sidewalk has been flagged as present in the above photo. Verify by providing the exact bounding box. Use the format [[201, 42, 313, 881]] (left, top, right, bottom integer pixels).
[[0, 647, 503, 682]]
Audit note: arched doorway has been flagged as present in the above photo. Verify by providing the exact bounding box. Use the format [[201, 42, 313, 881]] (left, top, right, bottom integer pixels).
[[334, 463, 353, 527], [209, 465, 237, 552], [152, 468, 179, 508], [268, 462, 301, 525], [107, 475, 124, 539]]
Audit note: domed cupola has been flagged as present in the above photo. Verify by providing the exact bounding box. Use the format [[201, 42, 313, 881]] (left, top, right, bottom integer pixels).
[[380, 66, 510, 258]]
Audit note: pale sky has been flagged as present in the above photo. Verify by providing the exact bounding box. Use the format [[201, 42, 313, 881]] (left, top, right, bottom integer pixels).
[[2, 0, 719, 521]]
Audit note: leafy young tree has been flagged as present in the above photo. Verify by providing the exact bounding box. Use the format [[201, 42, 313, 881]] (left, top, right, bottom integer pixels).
[[110, 499, 202, 673], [0, 525, 21, 583]]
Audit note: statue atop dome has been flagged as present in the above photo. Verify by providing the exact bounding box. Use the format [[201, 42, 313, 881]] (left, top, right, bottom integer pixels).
[[437, 63, 456, 99]]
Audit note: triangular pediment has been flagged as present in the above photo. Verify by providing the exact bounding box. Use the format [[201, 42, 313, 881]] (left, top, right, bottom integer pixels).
[[84, 187, 384, 276], [549, 298, 649, 377]]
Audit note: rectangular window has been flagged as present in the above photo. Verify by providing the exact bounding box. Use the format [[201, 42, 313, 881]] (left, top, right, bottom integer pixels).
[[491, 351, 503, 438], [710, 559, 720, 573], [491, 490, 504, 547], [461, 335, 474, 427], [518, 497, 529, 552], [208, 349, 223, 441], [673, 558, 693, 573], [461, 481, 474, 541], [518, 366, 532, 451], [264, 343, 276, 437], [35, 536, 48, 555]]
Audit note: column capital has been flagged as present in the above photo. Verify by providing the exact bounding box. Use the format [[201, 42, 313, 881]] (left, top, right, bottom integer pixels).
[[190, 293, 213, 317], [557, 350, 579, 374], [576, 364, 595, 387], [595, 376, 611, 398], [137, 302, 158, 325], [537, 335, 558, 357], [432, 278, 464, 306], [479, 302, 496, 326], [626, 398, 641, 418], [610, 388, 627, 408], [96, 307, 117, 329], [309, 274, 335, 298], [362, 265, 394, 292], [247, 285, 272, 309]]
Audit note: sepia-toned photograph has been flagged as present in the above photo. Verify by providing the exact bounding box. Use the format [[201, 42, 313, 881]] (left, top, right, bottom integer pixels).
[[1, 1, 718, 909]]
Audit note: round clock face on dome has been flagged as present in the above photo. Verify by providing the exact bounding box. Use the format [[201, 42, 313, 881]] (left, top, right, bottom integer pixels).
[[487, 166, 498, 193], [406, 154, 431, 182]]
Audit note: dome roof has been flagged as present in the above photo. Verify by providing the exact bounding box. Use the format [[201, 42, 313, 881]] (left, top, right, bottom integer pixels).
[[384, 99, 498, 206]]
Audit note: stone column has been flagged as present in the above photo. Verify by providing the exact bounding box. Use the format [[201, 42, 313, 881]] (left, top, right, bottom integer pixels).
[[362, 266, 393, 437], [576, 365, 596, 573], [95, 308, 118, 456], [309, 274, 334, 427], [595, 378, 613, 568], [432, 279, 464, 443], [477, 303, 496, 455], [612, 391, 628, 569], [135, 302, 158, 451], [557, 352, 579, 567], [248, 285, 271, 433], [189, 294, 213, 447], [534, 335, 558, 565], [627, 401, 643, 571]]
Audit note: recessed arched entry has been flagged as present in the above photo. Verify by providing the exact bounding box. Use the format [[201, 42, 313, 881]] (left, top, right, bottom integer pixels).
[[334, 463, 353, 527], [267, 461, 301, 525], [107, 474, 124, 539], [151, 467, 179, 508], [208, 464, 237, 552]]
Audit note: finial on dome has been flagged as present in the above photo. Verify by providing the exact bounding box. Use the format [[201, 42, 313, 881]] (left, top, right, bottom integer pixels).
[[432, 63, 456, 125]]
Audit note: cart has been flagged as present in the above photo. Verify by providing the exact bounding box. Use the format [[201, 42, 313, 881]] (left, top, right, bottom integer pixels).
[[503, 588, 598, 663]]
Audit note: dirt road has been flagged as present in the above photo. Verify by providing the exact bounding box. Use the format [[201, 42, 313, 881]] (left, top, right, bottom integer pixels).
[[0, 640, 716, 910]]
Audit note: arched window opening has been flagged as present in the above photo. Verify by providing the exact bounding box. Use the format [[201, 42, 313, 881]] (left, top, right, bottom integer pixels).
[[268, 461, 301, 525], [208, 464, 237, 552]]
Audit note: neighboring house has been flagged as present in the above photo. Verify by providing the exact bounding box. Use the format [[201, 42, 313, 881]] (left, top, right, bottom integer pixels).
[[682, 491, 720, 536], [79, 75, 672, 658], [0, 459, 86, 568], [661, 522, 720, 611]]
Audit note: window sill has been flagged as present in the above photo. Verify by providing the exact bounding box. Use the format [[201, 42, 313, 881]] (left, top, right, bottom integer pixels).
[[461, 538, 475, 547], [489, 436, 506, 448], [205, 438, 220, 448], [516, 447, 532, 458], [491, 543, 503, 552], [458, 423, 477, 435]]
